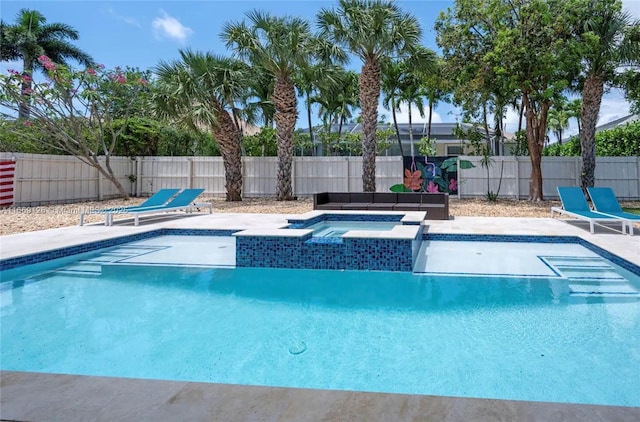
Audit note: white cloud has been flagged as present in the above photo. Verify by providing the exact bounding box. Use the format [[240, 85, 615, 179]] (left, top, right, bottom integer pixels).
[[597, 90, 632, 124], [389, 103, 442, 124], [105, 7, 140, 28], [503, 106, 524, 135], [152, 10, 193, 43], [621, 0, 640, 19]]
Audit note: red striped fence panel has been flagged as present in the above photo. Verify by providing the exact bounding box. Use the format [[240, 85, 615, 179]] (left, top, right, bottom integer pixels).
[[0, 159, 16, 207]]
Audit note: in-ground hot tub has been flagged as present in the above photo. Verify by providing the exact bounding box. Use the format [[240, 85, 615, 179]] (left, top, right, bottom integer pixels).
[[233, 211, 425, 271]]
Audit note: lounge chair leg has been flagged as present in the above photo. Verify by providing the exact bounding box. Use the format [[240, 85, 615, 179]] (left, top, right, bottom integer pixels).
[[590, 221, 594, 234], [79, 214, 84, 226], [135, 215, 139, 226]]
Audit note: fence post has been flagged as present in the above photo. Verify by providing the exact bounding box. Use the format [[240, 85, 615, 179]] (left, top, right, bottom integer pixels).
[[97, 159, 103, 200], [187, 158, 193, 188], [292, 157, 296, 196], [241, 157, 246, 199], [346, 157, 350, 192], [637, 156, 640, 199], [575, 157, 581, 187], [135, 157, 142, 197], [457, 157, 461, 199], [515, 157, 520, 200]]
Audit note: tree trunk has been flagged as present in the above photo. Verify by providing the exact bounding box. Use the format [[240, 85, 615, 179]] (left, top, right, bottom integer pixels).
[[19, 57, 33, 119], [580, 73, 604, 192], [408, 105, 414, 157], [273, 75, 297, 200], [523, 92, 549, 201], [306, 93, 314, 144], [427, 100, 433, 141], [212, 109, 243, 201], [360, 57, 381, 192], [391, 97, 404, 156], [517, 98, 524, 133], [95, 155, 130, 200]]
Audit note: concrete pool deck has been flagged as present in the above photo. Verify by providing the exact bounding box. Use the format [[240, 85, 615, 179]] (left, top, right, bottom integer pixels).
[[1, 212, 639, 421]]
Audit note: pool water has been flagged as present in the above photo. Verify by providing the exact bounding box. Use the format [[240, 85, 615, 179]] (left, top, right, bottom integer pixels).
[[2, 248, 640, 407], [305, 221, 400, 237]]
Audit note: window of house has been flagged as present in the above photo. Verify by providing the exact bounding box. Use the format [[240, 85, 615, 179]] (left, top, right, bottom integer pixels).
[[447, 145, 464, 156]]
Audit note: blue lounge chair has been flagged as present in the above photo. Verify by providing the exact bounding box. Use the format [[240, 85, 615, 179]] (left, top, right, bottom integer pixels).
[[587, 187, 640, 235], [79, 188, 181, 226], [551, 187, 625, 234], [106, 188, 211, 226]]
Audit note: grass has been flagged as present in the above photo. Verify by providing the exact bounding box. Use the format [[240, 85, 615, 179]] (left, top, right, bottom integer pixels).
[[622, 208, 640, 216]]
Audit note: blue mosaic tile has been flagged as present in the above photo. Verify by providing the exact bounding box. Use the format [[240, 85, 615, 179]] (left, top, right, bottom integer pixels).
[[345, 238, 414, 272], [0, 228, 239, 271], [235, 230, 417, 272], [422, 233, 640, 277]]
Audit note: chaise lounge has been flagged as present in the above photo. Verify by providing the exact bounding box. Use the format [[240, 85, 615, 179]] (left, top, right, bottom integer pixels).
[[79, 188, 181, 226], [551, 187, 625, 234], [587, 187, 639, 235], [81, 188, 212, 227]]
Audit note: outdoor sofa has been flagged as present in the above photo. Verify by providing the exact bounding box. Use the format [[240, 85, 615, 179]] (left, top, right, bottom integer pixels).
[[313, 192, 449, 220]]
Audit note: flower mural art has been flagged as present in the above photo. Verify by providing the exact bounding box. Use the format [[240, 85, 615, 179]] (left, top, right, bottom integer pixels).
[[403, 168, 423, 191], [391, 156, 475, 194]]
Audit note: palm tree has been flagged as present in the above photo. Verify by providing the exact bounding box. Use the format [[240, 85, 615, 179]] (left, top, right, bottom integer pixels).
[[567, 98, 583, 136], [398, 76, 427, 157], [154, 49, 250, 201], [1, 8, 93, 118], [577, 0, 639, 190], [423, 58, 452, 141], [547, 103, 571, 145], [314, 69, 359, 136], [381, 48, 435, 156], [223, 11, 319, 201], [246, 67, 275, 129], [381, 59, 407, 156], [318, 0, 423, 192]]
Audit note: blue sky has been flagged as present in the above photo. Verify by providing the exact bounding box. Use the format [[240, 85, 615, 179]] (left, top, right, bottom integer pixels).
[[1, 0, 638, 137]]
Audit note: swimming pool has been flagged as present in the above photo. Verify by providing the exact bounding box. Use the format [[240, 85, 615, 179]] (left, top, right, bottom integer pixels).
[[1, 234, 639, 407]]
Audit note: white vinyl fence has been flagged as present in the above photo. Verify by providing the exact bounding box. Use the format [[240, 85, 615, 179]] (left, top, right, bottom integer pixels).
[[1, 152, 639, 206], [458, 156, 640, 200]]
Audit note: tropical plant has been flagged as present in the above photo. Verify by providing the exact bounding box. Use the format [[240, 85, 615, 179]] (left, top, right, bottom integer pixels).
[[224, 11, 339, 200], [547, 97, 571, 145], [423, 58, 452, 141], [318, 0, 424, 192], [381, 59, 407, 155], [314, 69, 360, 136], [245, 67, 276, 129], [436, 0, 582, 201], [243, 127, 278, 157], [566, 98, 583, 135], [0, 58, 148, 198], [0, 8, 93, 118], [544, 119, 640, 156], [417, 136, 436, 157], [294, 51, 347, 143], [574, 0, 639, 191], [618, 68, 640, 114], [154, 49, 250, 201]]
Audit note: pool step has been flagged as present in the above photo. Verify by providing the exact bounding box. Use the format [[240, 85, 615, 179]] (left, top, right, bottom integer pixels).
[[55, 245, 166, 277], [540, 256, 640, 300], [568, 282, 639, 295]]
